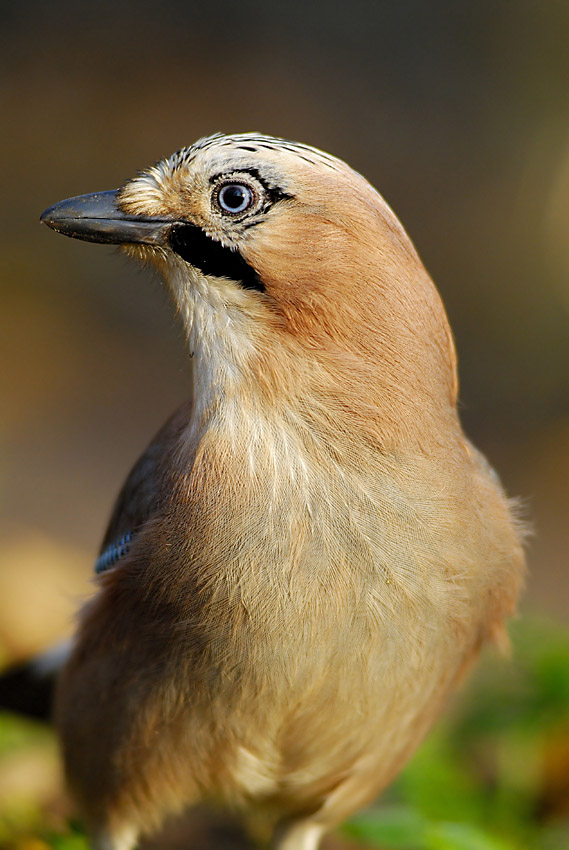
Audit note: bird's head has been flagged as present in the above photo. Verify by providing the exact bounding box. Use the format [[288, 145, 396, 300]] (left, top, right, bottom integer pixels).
[[41, 133, 458, 443]]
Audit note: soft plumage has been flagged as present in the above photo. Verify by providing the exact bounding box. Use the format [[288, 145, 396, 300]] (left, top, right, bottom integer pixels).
[[39, 133, 525, 850]]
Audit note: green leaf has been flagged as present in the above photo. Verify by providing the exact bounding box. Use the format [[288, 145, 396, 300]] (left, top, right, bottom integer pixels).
[[46, 835, 89, 850], [344, 806, 429, 847], [0, 712, 52, 755], [425, 822, 516, 850]]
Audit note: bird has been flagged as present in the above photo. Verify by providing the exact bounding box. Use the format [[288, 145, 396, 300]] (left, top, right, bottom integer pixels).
[[34, 132, 525, 850]]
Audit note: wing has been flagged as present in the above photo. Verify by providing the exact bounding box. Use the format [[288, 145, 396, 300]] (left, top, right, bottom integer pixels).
[[0, 400, 193, 719], [95, 399, 192, 574]]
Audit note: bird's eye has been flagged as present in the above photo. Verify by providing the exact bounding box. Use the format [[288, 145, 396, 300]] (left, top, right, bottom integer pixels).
[[216, 182, 255, 215]]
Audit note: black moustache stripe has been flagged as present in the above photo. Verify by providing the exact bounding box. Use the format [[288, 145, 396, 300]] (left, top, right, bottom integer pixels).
[[168, 223, 265, 293]]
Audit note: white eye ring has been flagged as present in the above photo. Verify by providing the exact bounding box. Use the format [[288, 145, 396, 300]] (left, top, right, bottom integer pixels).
[[216, 182, 255, 215]]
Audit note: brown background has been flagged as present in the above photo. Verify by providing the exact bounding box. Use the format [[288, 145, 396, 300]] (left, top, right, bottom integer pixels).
[[1, 0, 568, 661]]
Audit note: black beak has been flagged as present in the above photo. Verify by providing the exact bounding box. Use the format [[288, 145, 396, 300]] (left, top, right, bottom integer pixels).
[[40, 191, 172, 246]]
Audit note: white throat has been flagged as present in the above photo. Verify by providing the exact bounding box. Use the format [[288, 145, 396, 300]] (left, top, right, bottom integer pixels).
[[166, 261, 261, 423]]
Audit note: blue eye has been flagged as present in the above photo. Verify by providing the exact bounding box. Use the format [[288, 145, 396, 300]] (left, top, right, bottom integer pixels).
[[217, 183, 255, 214]]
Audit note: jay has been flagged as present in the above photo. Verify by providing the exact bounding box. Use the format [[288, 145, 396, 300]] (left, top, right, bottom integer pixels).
[[35, 133, 525, 850]]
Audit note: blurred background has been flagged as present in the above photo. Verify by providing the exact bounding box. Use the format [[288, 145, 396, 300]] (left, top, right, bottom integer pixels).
[[1, 1, 568, 848]]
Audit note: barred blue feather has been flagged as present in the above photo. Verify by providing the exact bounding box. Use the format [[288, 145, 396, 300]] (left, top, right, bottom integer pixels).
[[94, 531, 133, 574]]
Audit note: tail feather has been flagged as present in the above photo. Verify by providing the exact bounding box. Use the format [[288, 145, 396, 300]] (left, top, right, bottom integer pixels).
[[0, 639, 71, 721]]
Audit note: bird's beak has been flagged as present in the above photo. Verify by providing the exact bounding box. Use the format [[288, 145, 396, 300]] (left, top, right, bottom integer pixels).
[[40, 191, 172, 246]]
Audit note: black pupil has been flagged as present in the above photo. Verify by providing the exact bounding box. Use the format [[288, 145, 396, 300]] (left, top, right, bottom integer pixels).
[[221, 184, 248, 210]]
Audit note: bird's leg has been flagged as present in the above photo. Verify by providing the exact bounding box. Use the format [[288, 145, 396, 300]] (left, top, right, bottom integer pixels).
[[273, 821, 324, 850]]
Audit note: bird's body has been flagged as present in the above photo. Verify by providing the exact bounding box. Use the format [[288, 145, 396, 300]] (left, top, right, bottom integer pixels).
[[40, 134, 525, 850]]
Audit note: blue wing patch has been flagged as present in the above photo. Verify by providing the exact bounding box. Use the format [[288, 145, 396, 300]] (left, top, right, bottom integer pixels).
[[95, 531, 134, 574]]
